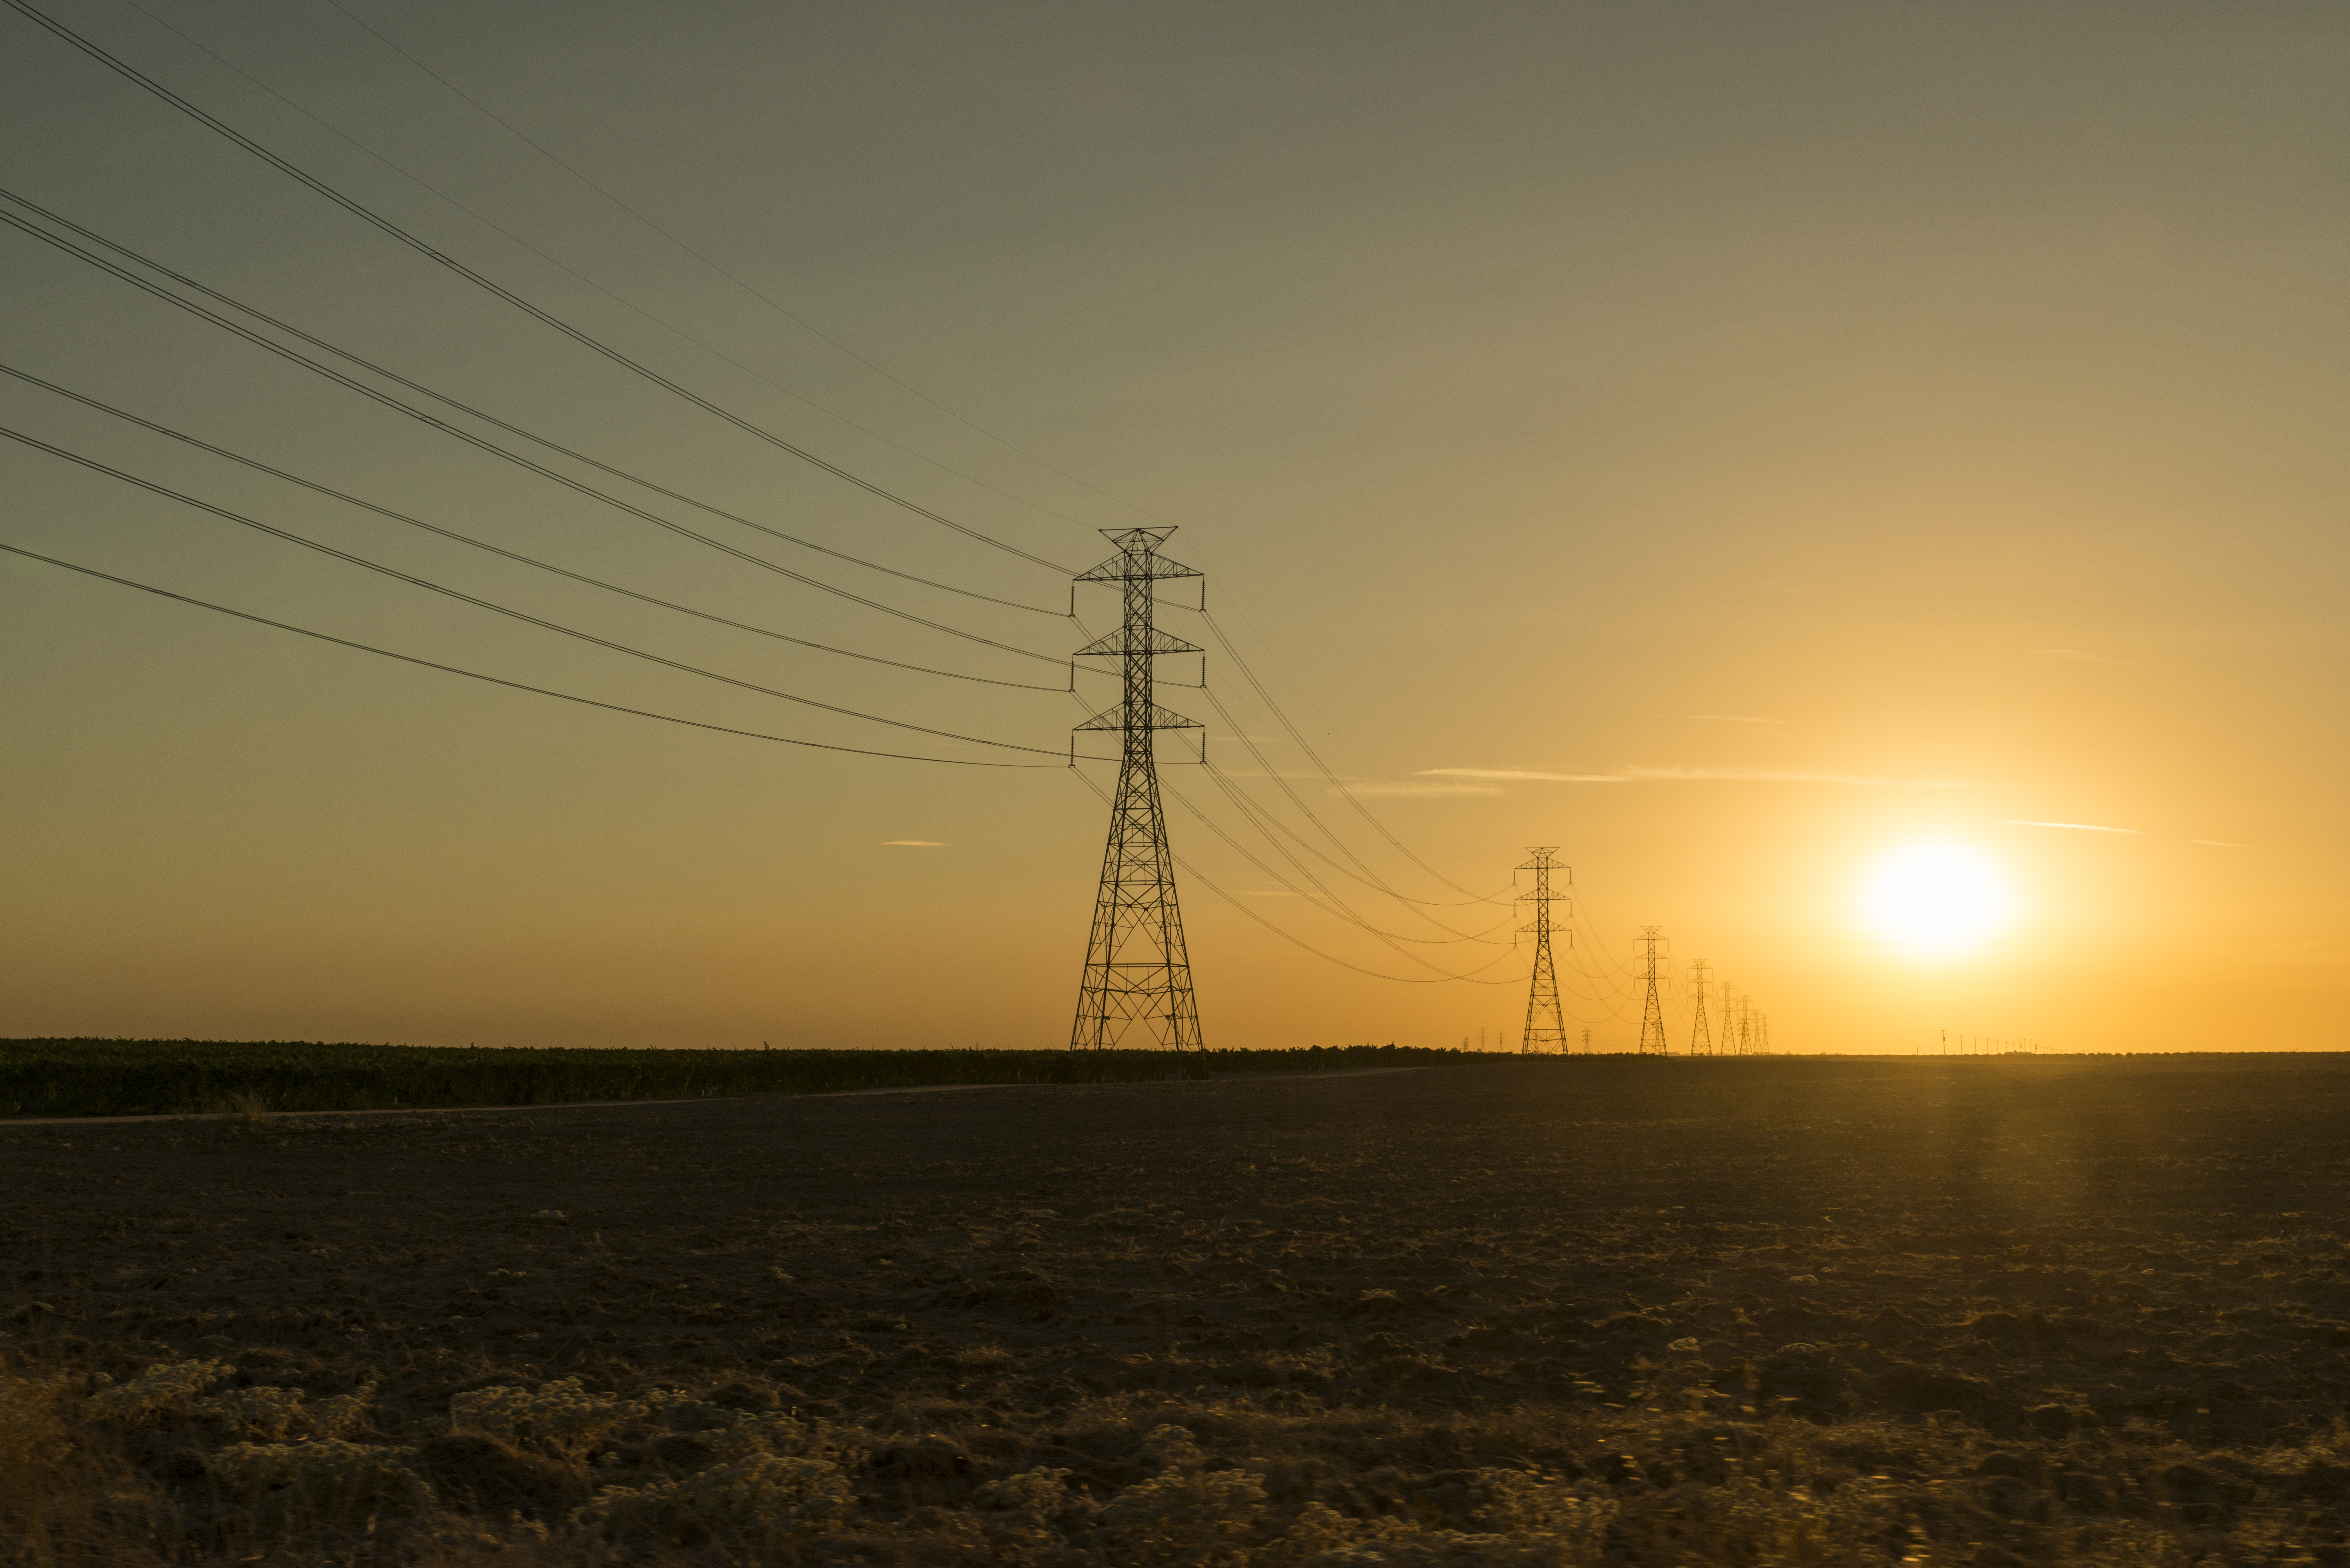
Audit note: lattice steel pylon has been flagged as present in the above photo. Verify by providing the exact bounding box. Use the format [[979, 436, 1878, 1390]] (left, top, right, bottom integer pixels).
[[1635, 925, 1670, 1054], [1686, 959, 1714, 1056], [1517, 848, 1571, 1054], [1069, 527, 1205, 1052]]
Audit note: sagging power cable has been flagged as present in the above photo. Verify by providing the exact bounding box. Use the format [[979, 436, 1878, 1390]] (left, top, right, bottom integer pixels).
[[4, 426, 1067, 757], [1, 363, 1067, 693], [0, 203, 1062, 667], [0, 543, 1063, 767], [310, 0, 1142, 538], [1066, 769, 1526, 986], [2, 0, 1073, 572], [0, 189, 1062, 618]]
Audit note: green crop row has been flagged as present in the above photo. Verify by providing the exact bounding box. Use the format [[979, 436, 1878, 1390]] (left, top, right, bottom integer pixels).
[[0, 1039, 1485, 1119]]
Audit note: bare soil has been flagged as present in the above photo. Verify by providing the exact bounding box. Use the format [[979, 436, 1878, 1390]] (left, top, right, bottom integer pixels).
[[6, 1055, 2349, 1565]]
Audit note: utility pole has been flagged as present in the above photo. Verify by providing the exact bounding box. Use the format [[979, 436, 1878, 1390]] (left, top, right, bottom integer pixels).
[[1517, 848, 1571, 1054], [1686, 960, 1714, 1056], [1069, 527, 1204, 1052], [1636, 926, 1671, 1055]]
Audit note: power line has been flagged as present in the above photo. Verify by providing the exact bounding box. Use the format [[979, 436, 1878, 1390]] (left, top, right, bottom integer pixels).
[[35, 0, 1517, 930], [1158, 773, 1521, 979], [1066, 769, 1524, 987], [0, 542, 1062, 768], [1072, 603, 1517, 928], [310, 0, 1164, 536], [0, 188, 1063, 618], [3, 0, 1072, 573], [1200, 608, 1504, 904], [1, 362, 1071, 693], [0, 201, 1062, 666], [4, 426, 1067, 757]]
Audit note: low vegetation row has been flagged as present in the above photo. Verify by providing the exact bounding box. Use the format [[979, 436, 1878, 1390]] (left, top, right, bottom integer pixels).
[[0, 1039, 1489, 1119]]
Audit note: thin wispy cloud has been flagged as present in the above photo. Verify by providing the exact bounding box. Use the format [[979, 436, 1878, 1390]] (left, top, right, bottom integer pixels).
[[1342, 781, 1506, 797], [1418, 766, 1969, 788], [881, 840, 948, 847], [1687, 714, 1785, 727], [2191, 839, 2251, 848], [1996, 820, 2141, 834]]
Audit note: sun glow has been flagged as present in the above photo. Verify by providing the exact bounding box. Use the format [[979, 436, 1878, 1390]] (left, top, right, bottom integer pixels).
[[1858, 842, 2016, 959]]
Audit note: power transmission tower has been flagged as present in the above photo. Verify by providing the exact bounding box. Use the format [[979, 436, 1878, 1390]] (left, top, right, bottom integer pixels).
[[1687, 960, 1714, 1055], [1069, 527, 1205, 1052], [1635, 926, 1670, 1054], [1517, 848, 1571, 1054]]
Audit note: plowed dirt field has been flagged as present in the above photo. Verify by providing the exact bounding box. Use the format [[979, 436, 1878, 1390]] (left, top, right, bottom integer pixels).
[[6, 1055, 2348, 1565]]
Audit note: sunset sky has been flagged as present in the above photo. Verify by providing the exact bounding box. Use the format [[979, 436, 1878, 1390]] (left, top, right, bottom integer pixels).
[[3, 1, 2343, 1053]]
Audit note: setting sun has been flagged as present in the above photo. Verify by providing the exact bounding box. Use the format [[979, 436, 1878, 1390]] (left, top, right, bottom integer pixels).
[[1858, 842, 2017, 960]]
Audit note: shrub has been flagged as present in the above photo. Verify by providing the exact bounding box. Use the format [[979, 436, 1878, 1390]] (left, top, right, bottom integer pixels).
[[576, 1451, 856, 1546], [1090, 1466, 1269, 1564], [80, 1358, 229, 1424], [449, 1377, 642, 1457], [207, 1438, 435, 1528], [197, 1382, 373, 1442]]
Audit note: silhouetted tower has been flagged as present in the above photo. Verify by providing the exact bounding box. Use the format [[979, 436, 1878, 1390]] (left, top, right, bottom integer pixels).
[[1581, 1026, 1593, 1053], [1635, 926, 1670, 1054], [1517, 848, 1571, 1054], [1069, 527, 1204, 1052], [1736, 1002, 1755, 1055], [1686, 960, 1715, 1056]]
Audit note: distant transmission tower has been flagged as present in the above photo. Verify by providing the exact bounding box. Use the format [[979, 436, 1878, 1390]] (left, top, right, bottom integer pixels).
[[1069, 527, 1205, 1052], [1686, 960, 1714, 1055], [1635, 926, 1670, 1054], [1719, 985, 1739, 1055], [1517, 848, 1571, 1054]]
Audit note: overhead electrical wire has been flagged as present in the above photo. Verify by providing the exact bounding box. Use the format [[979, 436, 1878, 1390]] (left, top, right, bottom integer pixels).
[[308, 0, 1156, 537], [0, 543, 1062, 768], [0, 203, 1063, 667], [1065, 769, 1525, 986], [0, 363, 1071, 693], [1196, 688, 1510, 930], [1164, 774, 1519, 971], [0, 189, 1062, 619], [1061, 692, 1524, 982], [1187, 762, 1515, 946], [2, 0, 1074, 573], [21, 3, 1533, 928], [1200, 607, 1506, 903], [7, 3, 1594, 946], [1068, 599, 1503, 931], [1067, 607, 1520, 953], [4, 425, 1067, 757]]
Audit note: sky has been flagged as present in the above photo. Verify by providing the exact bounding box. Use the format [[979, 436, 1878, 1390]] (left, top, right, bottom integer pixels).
[[2, 0, 2344, 1053]]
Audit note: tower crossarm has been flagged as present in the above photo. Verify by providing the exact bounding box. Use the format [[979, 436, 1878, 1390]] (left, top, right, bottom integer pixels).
[[1073, 625, 1204, 659], [1074, 699, 1203, 732], [1073, 527, 1202, 582]]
